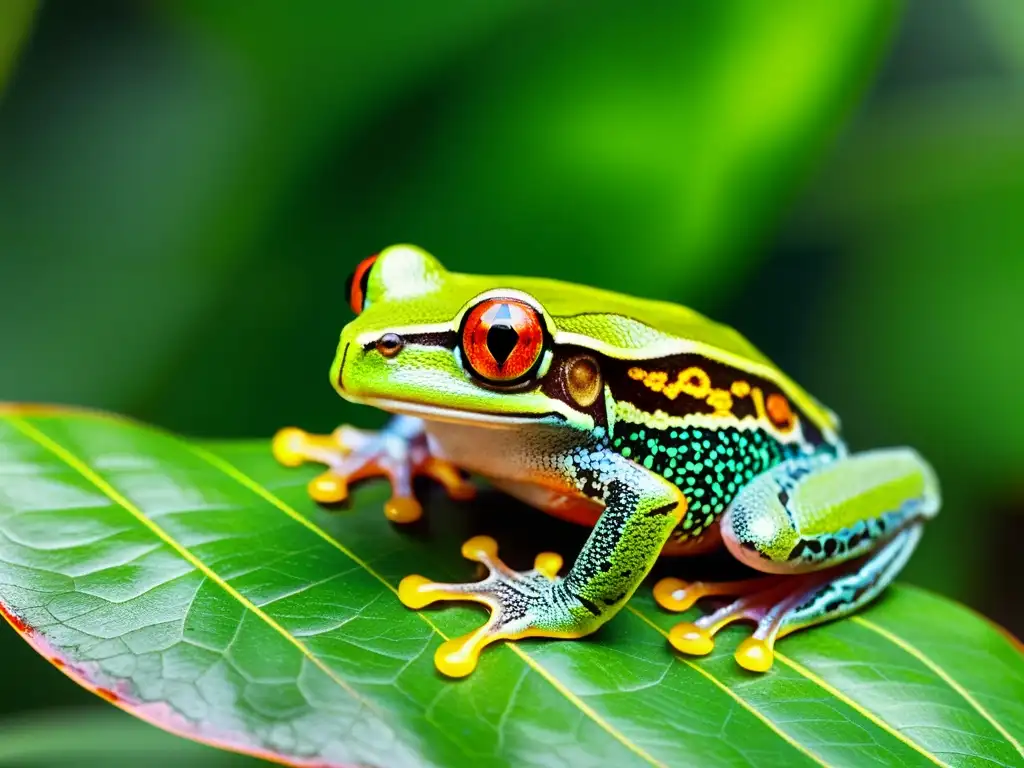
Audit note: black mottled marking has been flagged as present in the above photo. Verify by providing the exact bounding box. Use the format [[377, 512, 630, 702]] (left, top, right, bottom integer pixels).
[[606, 592, 628, 605], [362, 330, 458, 351], [824, 538, 838, 557], [804, 539, 823, 554], [562, 477, 638, 590], [404, 330, 457, 348], [788, 540, 806, 560], [577, 595, 602, 616], [644, 501, 679, 518], [777, 489, 790, 508], [600, 561, 613, 572]]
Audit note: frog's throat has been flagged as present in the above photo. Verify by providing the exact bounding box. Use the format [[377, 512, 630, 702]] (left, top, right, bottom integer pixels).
[[340, 394, 568, 429]]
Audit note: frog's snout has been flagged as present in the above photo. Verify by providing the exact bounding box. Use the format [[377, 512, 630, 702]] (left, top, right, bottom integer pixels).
[[332, 329, 411, 399]]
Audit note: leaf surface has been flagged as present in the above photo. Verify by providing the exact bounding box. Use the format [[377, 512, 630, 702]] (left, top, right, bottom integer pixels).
[[0, 407, 1021, 768]]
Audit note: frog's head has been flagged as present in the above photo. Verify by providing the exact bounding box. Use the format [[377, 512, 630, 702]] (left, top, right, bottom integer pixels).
[[333, 244, 607, 430]]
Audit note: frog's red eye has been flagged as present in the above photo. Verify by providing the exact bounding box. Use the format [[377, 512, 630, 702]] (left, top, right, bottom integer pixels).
[[461, 298, 545, 383], [345, 254, 378, 314]]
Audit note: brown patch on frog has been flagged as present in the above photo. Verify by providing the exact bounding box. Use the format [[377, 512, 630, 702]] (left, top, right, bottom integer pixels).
[[540, 345, 609, 429], [565, 355, 602, 408]]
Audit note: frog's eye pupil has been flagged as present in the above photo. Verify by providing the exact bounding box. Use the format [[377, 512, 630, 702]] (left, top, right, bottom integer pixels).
[[486, 325, 519, 366], [461, 298, 544, 384], [347, 254, 378, 314]]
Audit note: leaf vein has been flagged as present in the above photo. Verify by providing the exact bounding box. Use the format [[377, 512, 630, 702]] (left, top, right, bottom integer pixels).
[[853, 616, 1024, 761], [6, 417, 390, 724]]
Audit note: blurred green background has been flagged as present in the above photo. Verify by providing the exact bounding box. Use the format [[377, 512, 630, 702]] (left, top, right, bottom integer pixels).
[[1, 1, 1022, 762]]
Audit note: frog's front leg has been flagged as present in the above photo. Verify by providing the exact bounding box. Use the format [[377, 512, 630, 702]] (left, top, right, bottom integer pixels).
[[272, 415, 475, 523], [399, 449, 686, 677], [656, 448, 940, 672]]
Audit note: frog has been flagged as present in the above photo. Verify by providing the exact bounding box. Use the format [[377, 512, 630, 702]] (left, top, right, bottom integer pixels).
[[273, 244, 940, 679]]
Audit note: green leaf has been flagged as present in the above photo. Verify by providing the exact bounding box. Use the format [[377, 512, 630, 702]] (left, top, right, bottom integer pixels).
[[0, 406, 1021, 767], [972, 0, 1024, 70], [0, 0, 35, 96]]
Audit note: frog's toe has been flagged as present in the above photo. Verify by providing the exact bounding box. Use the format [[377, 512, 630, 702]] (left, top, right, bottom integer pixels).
[[308, 470, 350, 504], [734, 637, 775, 673], [272, 420, 473, 523], [384, 496, 423, 524], [653, 575, 784, 613], [419, 456, 477, 502], [398, 536, 579, 678], [664, 577, 799, 671], [273, 426, 338, 468]]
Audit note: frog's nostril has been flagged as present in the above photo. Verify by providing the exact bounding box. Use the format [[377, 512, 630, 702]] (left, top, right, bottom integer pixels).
[[376, 333, 404, 358]]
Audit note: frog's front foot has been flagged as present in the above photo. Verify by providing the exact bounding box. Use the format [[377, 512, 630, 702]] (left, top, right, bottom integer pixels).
[[399, 536, 591, 678], [272, 415, 475, 523]]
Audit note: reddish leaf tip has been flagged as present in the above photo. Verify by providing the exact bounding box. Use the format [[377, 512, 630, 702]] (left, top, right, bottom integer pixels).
[[0, 601, 32, 635], [96, 687, 122, 704]]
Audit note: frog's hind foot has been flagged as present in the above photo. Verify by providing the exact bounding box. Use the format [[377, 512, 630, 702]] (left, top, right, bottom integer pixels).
[[399, 536, 584, 678], [655, 574, 801, 672], [655, 523, 923, 672], [272, 415, 475, 524]]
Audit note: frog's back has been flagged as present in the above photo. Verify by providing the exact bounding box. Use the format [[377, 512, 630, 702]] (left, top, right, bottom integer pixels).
[[499, 274, 770, 363], [478, 273, 840, 438]]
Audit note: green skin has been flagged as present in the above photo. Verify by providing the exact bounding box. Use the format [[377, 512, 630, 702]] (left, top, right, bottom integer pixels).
[[315, 244, 940, 675]]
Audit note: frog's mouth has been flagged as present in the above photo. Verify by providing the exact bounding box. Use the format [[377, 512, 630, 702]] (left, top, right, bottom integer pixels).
[[342, 394, 568, 429]]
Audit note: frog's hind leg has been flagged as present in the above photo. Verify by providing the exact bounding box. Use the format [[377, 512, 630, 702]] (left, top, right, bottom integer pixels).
[[657, 448, 939, 671], [272, 415, 475, 523], [662, 523, 923, 671]]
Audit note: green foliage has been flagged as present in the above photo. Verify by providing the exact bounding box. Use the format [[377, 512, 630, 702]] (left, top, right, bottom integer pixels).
[[0, 2, 896, 438], [0, 409, 1021, 767], [0, 0, 34, 95]]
